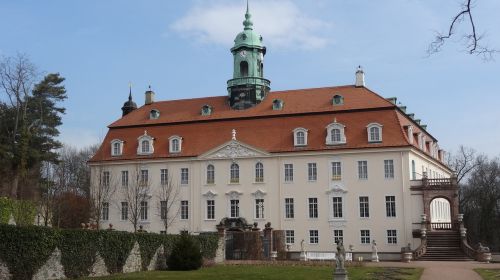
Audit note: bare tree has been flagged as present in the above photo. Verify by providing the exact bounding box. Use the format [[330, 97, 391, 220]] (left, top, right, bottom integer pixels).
[[156, 174, 180, 233], [447, 145, 481, 184], [122, 165, 152, 232], [90, 165, 117, 229], [428, 0, 498, 60], [38, 161, 59, 226]]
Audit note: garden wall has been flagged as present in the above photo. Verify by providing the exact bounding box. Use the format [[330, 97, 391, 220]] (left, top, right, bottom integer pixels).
[[0, 225, 219, 280]]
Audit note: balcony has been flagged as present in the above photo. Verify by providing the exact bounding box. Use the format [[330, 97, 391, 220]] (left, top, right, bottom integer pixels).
[[227, 77, 271, 88]]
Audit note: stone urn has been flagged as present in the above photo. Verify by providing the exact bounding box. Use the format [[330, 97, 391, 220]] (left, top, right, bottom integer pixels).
[[271, 251, 277, 261], [402, 252, 413, 263], [477, 252, 492, 263]]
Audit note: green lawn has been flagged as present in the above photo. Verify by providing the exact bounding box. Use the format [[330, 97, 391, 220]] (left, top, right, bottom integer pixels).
[[475, 269, 500, 280], [82, 265, 423, 280]]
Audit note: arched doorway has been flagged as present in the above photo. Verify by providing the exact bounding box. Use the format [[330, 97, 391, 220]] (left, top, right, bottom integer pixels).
[[430, 198, 451, 230]]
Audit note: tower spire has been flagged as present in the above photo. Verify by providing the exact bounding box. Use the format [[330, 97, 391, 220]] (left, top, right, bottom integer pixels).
[[128, 82, 132, 101], [243, 0, 253, 30]]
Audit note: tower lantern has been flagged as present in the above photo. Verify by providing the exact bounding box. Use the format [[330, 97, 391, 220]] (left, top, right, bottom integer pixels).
[[227, 1, 271, 110]]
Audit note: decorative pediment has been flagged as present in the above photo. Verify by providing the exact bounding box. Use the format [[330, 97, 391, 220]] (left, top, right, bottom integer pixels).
[[329, 220, 347, 228], [202, 190, 218, 198], [199, 140, 269, 160], [252, 189, 267, 198], [225, 190, 243, 199], [326, 184, 347, 194]]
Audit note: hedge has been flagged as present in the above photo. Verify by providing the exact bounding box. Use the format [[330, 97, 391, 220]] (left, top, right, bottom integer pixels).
[[0, 197, 11, 224], [0, 197, 37, 226], [0, 225, 219, 280]]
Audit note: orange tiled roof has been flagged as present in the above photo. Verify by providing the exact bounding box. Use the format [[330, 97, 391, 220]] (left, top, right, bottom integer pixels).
[[90, 85, 440, 163]]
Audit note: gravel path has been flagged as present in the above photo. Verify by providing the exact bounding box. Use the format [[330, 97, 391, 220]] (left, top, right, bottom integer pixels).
[[365, 261, 500, 280]]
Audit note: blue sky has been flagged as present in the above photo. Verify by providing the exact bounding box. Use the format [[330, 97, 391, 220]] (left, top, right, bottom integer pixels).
[[1, 0, 499, 156]]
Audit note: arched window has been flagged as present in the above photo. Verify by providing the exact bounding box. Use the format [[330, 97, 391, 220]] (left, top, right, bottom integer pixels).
[[260, 63, 264, 77], [149, 109, 160, 119], [169, 135, 182, 153], [366, 123, 383, 143], [331, 128, 341, 142], [137, 131, 154, 155], [326, 122, 346, 145], [240, 61, 249, 77], [230, 163, 240, 183], [206, 164, 215, 184], [141, 140, 150, 153], [293, 128, 308, 146], [110, 139, 124, 156], [332, 95, 344, 105], [255, 162, 264, 183]]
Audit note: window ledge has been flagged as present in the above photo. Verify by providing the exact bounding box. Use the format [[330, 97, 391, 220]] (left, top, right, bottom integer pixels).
[[228, 182, 240, 185], [326, 141, 346, 146], [253, 181, 265, 185]]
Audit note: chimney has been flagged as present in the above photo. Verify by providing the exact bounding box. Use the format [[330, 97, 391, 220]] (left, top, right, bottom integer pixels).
[[355, 65, 365, 87], [145, 85, 155, 105]]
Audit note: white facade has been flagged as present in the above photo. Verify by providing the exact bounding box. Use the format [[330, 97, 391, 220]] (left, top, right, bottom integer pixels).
[[91, 139, 451, 253]]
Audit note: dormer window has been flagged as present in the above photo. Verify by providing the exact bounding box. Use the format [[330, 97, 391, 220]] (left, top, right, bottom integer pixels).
[[169, 135, 182, 153], [407, 126, 414, 144], [149, 109, 160, 120], [201, 105, 213, 116], [332, 95, 344, 105], [111, 139, 124, 156], [367, 123, 383, 143], [272, 99, 284, 110], [326, 122, 346, 145], [137, 131, 154, 155], [293, 128, 308, 146]]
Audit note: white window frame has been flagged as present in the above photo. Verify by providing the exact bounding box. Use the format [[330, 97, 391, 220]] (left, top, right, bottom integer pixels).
[[102, 202, 109, 221], [206, 199, 215, 220], [102, 171, 110, 187], [331, 161, 342, 181], [169, 135, 182, 153], [180, 168, 189, 185], [333, 229, 344, 244], [293, 127, 308, 147], [206, 164, 215, 185], [140, 201, 148, 220], [326, 122, 346, 145], [111, 139, 124, 156], [308, 163, 317, 181], [284, 163, 294, 182], [332, 196, 343, 219], [230, 162, 240, 184], [140, 169, 149, 185], [359, 196, 369, 218], [360, 229, 371, 244], [180, 200, 189, 220], [309, 230, 319, 244], [387, 229, 398, 245], [385, 195, 397, 217], [285, 198, 294, 219], [407, 125, 414, 144], [121, 170, 128, 187], [285, 230, 295, 244], [160, 200, 167, 220], [226, 190, 242, 218], [121, 201, 128, 221], [358, 160, 368, 180], [203, 191, 217, 221], [308, 197, 318, 219], [255, 162, 264, 183], [384, 159, 395, 179], [366, 123, 383, 143], [255, 198, 265, 219], [327, 185, 347, 221], [137, 132, 154, 155], [230, 199, 240, 218], [160, 168, 168, 185]]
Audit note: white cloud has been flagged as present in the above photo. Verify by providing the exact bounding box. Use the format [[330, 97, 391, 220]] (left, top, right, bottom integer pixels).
[[170, 0, 332, 50]]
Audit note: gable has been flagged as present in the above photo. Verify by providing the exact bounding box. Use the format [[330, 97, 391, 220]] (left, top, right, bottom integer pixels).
[[199, 140, 270, 160]]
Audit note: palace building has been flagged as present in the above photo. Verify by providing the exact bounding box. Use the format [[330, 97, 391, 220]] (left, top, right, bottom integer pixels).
[[89, 4, 455, 259]]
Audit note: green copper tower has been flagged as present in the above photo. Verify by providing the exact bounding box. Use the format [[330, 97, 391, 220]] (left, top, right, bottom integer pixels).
[[227, 1, 271, 109]]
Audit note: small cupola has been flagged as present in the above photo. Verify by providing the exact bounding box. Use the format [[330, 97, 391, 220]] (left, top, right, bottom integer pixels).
[[355, 65, 365, 87], [121, 85, 137, 116], [145, 85, 155, 105]]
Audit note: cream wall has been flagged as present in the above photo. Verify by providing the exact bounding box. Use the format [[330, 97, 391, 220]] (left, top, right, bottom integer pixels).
[[91, 146, 447, 253]]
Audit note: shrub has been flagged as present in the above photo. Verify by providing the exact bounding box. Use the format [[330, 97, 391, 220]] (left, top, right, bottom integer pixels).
[[0, 197, 11, 224], [58, 229, 100, 278], [167, 233, 202, 271], [10, 199, 36, 226], [99, 231, 136, 273]]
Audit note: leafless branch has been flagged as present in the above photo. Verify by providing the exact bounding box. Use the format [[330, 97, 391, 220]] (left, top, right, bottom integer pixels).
[[427, 0, 498, 60]]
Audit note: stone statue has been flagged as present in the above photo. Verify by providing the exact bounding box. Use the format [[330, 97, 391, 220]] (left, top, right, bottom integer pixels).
[[371, 240, 379, 262], [336, 240, 345, 269], [477, 242, 490, 253], [300, 239, 305, 252]]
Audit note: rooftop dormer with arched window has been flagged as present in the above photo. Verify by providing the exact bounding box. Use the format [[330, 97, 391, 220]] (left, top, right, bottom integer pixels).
[[169, 135, 183, 153], [293, 127, 308, 147], [110, 139, 124, 156], [137, 131, 154, 155], [326, 121, 346, 145], [367, 123, 383, 143]]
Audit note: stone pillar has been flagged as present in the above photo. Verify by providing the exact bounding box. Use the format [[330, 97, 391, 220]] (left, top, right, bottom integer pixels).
[[215, 224, 226, 263], [420, 214, 427, 238], [264, 223, 273, 260]]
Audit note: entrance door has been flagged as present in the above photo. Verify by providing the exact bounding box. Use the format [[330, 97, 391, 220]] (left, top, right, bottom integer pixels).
[[430, 198, 451, 229]]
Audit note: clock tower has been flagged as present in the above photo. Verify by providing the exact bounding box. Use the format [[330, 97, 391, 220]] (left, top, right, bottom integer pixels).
[[227, 2, 270, 110]]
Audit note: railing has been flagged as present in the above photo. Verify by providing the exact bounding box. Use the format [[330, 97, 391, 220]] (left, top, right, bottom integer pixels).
[[414, 239, 427, 259], [429, 222, 459, 230], [461, 238, 477, 260], [306, 251, 336, 261], [227, 77, 271, 88], [426, 178, 453, 186]]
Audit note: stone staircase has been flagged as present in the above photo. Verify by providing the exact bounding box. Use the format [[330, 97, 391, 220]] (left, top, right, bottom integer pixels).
[[418, 231, 472, 261]]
